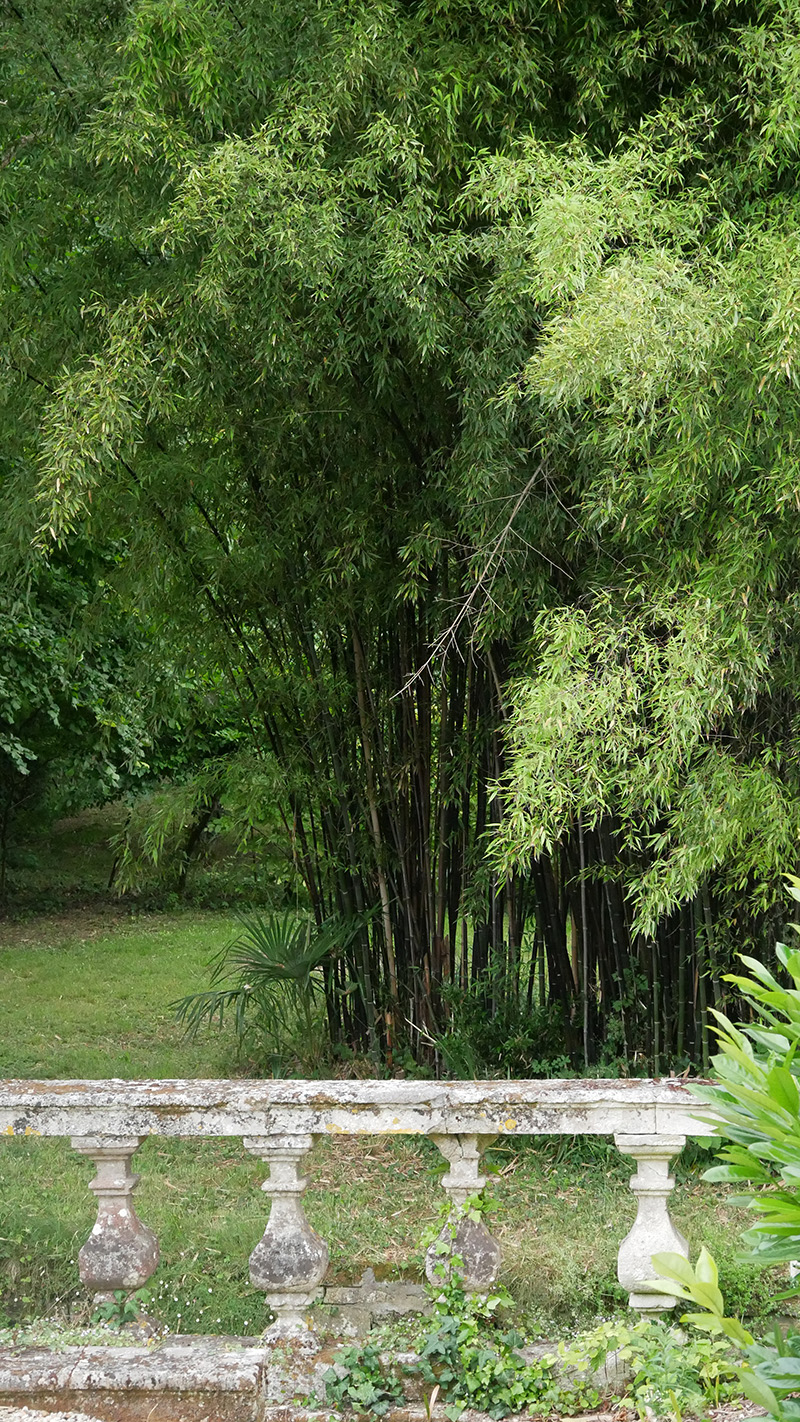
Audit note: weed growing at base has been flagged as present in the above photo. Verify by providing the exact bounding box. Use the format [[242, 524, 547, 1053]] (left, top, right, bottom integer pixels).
[[324, 1246, 742, 1421], [90, 1288, 156, 1329]]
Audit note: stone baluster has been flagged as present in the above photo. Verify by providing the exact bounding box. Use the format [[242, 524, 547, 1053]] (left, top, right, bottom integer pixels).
[[244, 1134, 328, 1333], [71, 1136, 159, 1300], [615, 1133, 689, 1313], [426, 1133, 501, 1291]]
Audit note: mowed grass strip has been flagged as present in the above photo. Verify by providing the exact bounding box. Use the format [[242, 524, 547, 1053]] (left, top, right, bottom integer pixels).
[[0, 911, 238, 1078], [0, 909, 784, 1334]]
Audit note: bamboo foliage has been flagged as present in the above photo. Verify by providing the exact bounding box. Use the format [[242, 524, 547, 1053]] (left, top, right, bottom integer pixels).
[[4, 0, 800, 1069]]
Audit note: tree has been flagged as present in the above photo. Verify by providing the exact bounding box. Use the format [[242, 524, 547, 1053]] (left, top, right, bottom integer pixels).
[[3, 0, 797, 1067], [488, 36, 800, 1068], [0, 550, 150, 900]]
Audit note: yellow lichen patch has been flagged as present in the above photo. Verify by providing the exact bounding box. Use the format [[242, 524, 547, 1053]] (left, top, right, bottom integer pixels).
[[504, 1119, 518, 1132]]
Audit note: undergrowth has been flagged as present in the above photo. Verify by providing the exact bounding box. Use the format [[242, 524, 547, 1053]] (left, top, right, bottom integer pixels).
[[323, 1220, 743, 1421]]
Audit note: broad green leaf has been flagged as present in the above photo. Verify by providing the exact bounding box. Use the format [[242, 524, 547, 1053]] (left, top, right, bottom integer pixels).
[[694, 1247, 719, 1288], [768, 1067, 800, 1116], [740, 1370, 781, 1414]]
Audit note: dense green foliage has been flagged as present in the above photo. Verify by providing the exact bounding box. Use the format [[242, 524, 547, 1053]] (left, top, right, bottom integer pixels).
[[693, 888, 800, 1275], [4, 0, 800, 1065], [324, 1261, 741, 1420], [0, 553, 150, 898], [650, 880, 800, 1420], [173, 909, 346, 1067]]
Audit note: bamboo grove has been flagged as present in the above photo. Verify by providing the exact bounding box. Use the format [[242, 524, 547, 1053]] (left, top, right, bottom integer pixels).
[[4, 0, 800, 1073]]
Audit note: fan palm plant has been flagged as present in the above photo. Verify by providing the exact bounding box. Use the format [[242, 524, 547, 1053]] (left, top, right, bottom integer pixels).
[[173, 911, 340, 1069]]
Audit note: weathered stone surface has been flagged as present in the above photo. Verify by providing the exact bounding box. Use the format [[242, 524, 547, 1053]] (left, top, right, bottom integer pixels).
[[71, 1139, 158, 1297], [0, 1335, 634, 1422], [325, 1268, 429, 1317], [436, 1216, 501, 1291], [0, 1390, 255, 1422], [426, 1135, 501, 1291], [0, 1078, 720, 1141], [244, 1136, 329, 1332], [0, 1408, 104, 1422], [310, 1303, 373, 1338], [314, 1269, 430, 1334], [0, 1078, 718, 1324], [615, 1133, 690, 1311], [0, 1338, 267, 1422], [0, 1341, 265, 1394]]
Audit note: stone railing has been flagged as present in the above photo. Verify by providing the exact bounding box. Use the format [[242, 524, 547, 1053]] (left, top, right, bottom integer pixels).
[[0, 1078, 718, 1332]]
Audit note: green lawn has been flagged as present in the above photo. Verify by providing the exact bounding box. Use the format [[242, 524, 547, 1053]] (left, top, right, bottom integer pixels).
[[0, 911, 239, 1078], [0, 908, 785, 1337]]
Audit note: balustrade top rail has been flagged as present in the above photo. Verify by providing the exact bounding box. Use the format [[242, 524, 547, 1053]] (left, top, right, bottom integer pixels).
[[0, 1076, 717, 1138]]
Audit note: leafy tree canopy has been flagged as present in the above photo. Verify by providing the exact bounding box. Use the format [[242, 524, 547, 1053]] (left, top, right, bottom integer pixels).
[[4, 0, 800, 1066]]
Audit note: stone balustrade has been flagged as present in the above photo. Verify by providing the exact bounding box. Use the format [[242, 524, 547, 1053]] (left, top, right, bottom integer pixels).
[[0, 1078, 717, 1331]]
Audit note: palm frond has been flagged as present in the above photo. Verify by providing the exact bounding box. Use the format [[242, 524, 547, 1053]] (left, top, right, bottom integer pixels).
[[224, 911, 327, 987], [173, 911, 339, 1049], [172, 985, 253, 1037]]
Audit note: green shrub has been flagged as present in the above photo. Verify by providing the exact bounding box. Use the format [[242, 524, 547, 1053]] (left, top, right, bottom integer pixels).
[[651, 876, 800, 1421], [172, 910, 335, 1069], [433, 971, 570, 1079]]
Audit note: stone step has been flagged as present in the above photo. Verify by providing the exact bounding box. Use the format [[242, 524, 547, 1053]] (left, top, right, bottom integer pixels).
[[0, 1331, 629, 1422], [0, 1338, 268, 1422]]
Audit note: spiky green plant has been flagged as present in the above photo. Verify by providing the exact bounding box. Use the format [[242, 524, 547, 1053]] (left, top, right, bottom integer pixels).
[[173, 911, 341, 1067]]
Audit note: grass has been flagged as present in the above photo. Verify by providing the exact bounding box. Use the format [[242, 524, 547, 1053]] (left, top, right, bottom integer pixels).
[[0, 910, 239, 1077], [0, 902, 789, 1338]]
